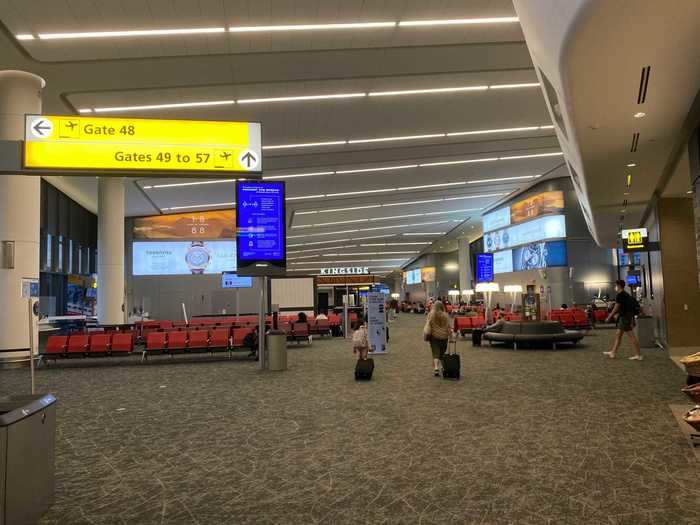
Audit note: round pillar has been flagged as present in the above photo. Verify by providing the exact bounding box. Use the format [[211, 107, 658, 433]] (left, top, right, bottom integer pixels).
[[0, 70, 44, 363], [97, 177, 125, 325]]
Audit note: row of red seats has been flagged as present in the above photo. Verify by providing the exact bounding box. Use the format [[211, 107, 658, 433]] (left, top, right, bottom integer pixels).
[[45, 333, 134, 357], [138, 313, 346, 330], [145, 327, 245, 354], [453, 316, 487, 335], [549, 308, 591, 329], [493, 312, 523, 322]]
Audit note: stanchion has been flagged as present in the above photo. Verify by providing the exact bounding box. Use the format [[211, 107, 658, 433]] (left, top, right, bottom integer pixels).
[[27, 298, 36, 394]]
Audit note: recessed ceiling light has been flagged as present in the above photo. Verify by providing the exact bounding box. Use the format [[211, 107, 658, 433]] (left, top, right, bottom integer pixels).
[[369, 86, 488, 97], [94, 100, 236, 113], [634, 112, 646, 118], [263, 141, 347, 150], [15, 34, 34, 40], [238, 93, 365, 104], [626, 174, 632, 187], [398, 17, 519, 27], [626, 163, 637, 167], [687, 190, 693, 194], [229, 22, 397, 33], [37, 27, 226, 39]]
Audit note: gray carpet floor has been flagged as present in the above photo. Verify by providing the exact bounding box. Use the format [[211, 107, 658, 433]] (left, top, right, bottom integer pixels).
[[2, 315, 699, 525]]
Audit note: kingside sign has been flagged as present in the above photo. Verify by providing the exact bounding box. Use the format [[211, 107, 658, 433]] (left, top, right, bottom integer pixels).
[[23, 115, 262, 175], [320, 267, 370, 275]]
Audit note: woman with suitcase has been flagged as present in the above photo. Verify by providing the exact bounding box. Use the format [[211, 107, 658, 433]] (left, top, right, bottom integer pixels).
[[423, 301, 453, 376]]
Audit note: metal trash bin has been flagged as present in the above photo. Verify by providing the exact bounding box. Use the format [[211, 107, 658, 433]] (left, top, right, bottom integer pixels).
[[0, 394, 57, 525], [267, 330, 287, 371], [635, 315, 656, 348]]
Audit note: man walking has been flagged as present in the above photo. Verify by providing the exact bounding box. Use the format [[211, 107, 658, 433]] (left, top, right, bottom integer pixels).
[[603, 280, 642, 360]]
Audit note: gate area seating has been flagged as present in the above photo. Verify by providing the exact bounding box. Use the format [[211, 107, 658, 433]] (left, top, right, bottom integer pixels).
[[453, 316, 486, 336], [483, 321, 585, 349], [548, 309, 591, 330], [44, 333, 134, 360]]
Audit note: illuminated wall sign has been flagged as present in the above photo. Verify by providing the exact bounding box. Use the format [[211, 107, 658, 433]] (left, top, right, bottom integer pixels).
[[320, 267, 369, 275], [421, 266, 436, 282], [510, 191, 564, 224], [133, 210, 236, 240], [405, 268, 421, 285], [476, 253, 494, 282], [492, 240, 568, 274], [132, 240, 236, 276], [483, 206, 511, 233], [621, 228, 648, 251], [235, 181, 286, 275], [493, 250, 514, 273], [221, 272, 253, 288], [24, 115, 262, 174], [484, 214, 566, 253]]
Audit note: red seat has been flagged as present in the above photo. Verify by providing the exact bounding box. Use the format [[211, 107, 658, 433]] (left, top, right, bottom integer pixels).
[[145, 332, 167, 352], [290, 322, 310, 343], [232, 328, 253, 347], [454, 317, 471, 334], [111, 333, 133, 354], [209, 329, 230, 351], [167, 331, 187, 353], [188, 330, 209, 350], [45, 335, 68, 355], [472, 316, 486, 328], [67, 335, 89, 355], [89, 334, 111, 355], [315, 319, 331, 336]]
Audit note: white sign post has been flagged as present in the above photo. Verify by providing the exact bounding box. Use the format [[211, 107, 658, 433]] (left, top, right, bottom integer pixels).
[[367, 291, 387, 354]]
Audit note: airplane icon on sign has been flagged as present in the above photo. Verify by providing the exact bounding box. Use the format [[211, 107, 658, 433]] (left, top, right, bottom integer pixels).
[[66, 121, 78, 130], [219, 151, 231, 160]]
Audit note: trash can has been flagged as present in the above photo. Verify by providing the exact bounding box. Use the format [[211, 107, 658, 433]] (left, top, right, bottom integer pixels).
[[635, 315, 656, 348], [0, 394, 57, 525], [267, 330, 287, 371]]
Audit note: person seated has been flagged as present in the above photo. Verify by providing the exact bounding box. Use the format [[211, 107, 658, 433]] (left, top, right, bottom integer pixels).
[[316, 310, 328, 320], [296, 312, 308, 323], [243, 326, 259, 358], [561, 303, 568, 309]]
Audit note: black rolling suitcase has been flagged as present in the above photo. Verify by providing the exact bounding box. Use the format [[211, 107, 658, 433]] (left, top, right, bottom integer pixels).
[[442, 340, 460, 380], [472, 329, 483, 347], [355, 358, 375, 381]]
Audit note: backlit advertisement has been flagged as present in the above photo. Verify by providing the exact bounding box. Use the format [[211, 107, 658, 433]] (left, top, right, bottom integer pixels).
[[510, 191, 564, 224], [511, 240, 567, 271], [482, 206, 511, 233], [406, 268, 421, 285], [484, 214, 566, 253], [133, 241, 236, 275], [492, 240, 567, 274], [493, 250, 513, 274], [133, 210, 236, 239], [421, 266, 436, 282]]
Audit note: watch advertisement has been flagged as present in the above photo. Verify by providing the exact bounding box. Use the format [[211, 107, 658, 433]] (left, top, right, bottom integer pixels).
[[133, 240, 236, 275]]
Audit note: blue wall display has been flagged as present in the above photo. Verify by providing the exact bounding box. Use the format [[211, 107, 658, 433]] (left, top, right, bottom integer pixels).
[[235, 181, 286, 273], [221, 272, 253, 288], [511, 240, 567, 271], [476, 253, 494, 282]]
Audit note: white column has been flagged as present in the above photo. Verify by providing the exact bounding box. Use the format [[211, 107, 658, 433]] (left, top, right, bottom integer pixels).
[[0, 70, 44, 362], [97, 177, 125, 324], [458, 238, 472, 292]]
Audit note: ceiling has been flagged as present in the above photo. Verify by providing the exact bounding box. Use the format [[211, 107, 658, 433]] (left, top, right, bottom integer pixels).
[[0, 0, 565, 275]]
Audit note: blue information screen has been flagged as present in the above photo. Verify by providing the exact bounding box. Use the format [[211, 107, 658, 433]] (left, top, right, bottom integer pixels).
[[221, 272, 253, 288], [236, 181, 285, 262], [476, 253, 494, 282]]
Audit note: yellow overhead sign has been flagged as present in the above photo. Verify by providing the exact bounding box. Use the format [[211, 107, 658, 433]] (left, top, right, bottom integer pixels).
[[23, 115, 262, 174]]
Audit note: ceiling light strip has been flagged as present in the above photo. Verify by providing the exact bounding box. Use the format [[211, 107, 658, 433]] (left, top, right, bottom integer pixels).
[[37, 27, 226, 40]]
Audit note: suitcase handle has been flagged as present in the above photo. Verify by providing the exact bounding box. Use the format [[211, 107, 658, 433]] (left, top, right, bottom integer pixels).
[[447, 339, 458, 355]]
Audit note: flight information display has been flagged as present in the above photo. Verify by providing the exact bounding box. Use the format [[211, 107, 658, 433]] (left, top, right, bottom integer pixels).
[[476, 253, 494, 282], [236, 181, 286, 264]]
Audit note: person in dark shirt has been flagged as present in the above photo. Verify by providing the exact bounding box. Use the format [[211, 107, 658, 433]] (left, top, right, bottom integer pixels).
[[603, 280, 642, 360]]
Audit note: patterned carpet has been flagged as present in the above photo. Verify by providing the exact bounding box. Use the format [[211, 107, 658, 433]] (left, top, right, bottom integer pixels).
[[2, 315, 699, 525]]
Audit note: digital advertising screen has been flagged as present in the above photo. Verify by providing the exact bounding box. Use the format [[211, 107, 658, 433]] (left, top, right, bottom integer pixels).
[[484, 214, 566, 253], [509, 191, 564, 224], [406, 269, 421, 285], [236, 181, 286, 274], [511, 240, 567, 272], [493, 250, 514, 274], [421, 266, 436, 282], [221, 272, 253, 288], [476, 253, 494, 282], [133, 210, 236, 240], [132, 240, 236, 276], [482, 206, 511, 233]]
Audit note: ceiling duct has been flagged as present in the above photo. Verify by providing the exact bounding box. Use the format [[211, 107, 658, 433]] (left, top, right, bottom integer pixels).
[[630, 132, 640, 152]]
